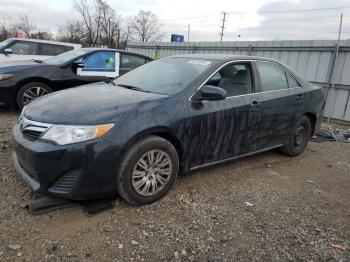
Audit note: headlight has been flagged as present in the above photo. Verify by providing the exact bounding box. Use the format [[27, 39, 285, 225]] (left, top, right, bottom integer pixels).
[[0, 74, 13, 81], [41, 124, 114, 145]]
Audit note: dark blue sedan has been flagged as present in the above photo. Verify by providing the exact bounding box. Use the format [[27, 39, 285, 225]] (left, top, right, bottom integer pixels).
[[12, 54, 325, 205], [0, 48, 152, 109]]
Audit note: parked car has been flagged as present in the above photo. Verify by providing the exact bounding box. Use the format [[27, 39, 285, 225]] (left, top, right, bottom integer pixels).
[[0, 38, 81, 63], [12, 54, 325, 205], [0, 48, 153, 109]]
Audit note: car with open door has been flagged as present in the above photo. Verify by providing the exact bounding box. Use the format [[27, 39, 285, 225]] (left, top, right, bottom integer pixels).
[[0, 48, 153, 109], [0, 38, 81, 64], [12, 54, 325, 205]]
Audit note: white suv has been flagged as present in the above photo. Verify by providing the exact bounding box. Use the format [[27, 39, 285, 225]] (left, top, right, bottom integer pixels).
[[0, 38, 81, 64]]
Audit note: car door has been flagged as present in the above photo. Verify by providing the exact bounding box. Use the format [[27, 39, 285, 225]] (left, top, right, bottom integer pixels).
[[187, 61, 263, 168], [61, 51, 118, 88], [254, 60, 304, 149], [77, 50, 120, 79], [2, 40, 39, 62], [119, 53, 149, 75]]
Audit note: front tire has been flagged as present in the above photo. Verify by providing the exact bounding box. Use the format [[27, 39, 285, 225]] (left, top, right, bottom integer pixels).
[[281, 116, 312, 156], [16, 82, 52, 110], [116, 136, 179, 205]]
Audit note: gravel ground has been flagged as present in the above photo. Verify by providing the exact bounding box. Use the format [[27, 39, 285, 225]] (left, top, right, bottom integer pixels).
[[0, 108, 349, 262]]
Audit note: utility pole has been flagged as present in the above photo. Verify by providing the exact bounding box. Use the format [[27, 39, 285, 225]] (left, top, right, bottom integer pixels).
[[116, 29, 120, 49], [187, 24, 190, 42], [220, 12, 227, 42], [327, 13, 343, 125]]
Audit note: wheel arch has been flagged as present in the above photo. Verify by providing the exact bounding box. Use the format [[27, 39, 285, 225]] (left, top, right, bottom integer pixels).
[[304, 112, 317, 136], [15, 77, 53, 92], [118, 127, 185, 174], [13, 77, 53, 108]]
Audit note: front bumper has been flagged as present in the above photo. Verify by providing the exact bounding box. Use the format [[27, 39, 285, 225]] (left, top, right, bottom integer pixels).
[[0, 81, 16, 107], [12, 123, 123, 200]]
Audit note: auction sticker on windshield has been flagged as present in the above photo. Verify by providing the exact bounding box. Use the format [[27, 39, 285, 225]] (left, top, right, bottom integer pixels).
[[187, 59, 212, 65]]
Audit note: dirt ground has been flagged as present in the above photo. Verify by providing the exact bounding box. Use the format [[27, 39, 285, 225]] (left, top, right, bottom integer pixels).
[[0, 108, 349, 262]]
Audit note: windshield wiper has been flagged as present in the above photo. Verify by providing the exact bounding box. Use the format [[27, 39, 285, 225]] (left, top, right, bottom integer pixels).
[[117, 84, 151, 93]]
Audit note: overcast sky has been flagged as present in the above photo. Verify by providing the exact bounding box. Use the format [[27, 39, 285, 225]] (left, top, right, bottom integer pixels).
[[1, 0, 350, 41]]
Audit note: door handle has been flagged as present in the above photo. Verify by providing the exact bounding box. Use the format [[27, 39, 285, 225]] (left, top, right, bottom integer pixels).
[[249, 100, 260, 107], [296, 94, 303, 101]]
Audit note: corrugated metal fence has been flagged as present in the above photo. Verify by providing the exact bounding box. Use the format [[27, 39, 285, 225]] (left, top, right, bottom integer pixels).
[[126, 40, 350, 123]]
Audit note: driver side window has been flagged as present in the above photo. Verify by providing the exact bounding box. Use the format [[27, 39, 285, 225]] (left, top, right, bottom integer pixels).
[[82, 51, 116, 72], [206, 63, 252, 97]]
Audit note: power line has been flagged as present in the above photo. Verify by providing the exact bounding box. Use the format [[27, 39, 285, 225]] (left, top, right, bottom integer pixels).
[[257, 14, 345, 23], [161, 6, 350, 23], [220, 12, 227, 42], [161, 13, 218, 22], [227, 6, 350, 15], [165, 13, 346, 28]]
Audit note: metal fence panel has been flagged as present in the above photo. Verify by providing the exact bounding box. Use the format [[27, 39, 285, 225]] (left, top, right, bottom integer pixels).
[[126, 40, 350, 122]]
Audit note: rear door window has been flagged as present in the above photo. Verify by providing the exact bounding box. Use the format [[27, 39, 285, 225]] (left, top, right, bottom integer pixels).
[[40, 44, 66, 56], [8, 41, 38, 55], [120, 54, 146, 70], [256, 62, 289, 92]]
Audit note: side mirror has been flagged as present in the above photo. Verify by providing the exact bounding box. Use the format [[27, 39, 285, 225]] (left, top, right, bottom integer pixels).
[[194, 85, 227, 101], [72, 60, 85, 68], [3, 48, 12, 55]]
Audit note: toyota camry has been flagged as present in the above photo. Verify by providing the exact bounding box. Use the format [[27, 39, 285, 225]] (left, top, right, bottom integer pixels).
[[12, 54, 325, 205]]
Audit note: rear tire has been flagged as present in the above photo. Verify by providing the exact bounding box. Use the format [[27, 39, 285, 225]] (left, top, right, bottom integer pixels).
[[116, 136, 179, 205], [280, 116, 312, 156], [16, 82, 52, 110]]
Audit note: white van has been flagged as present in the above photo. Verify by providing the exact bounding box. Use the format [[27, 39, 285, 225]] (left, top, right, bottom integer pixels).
[[0, 38, 81, 63]]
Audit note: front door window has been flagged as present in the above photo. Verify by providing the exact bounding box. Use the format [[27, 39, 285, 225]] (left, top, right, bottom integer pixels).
[[77, 51, 120, 78]]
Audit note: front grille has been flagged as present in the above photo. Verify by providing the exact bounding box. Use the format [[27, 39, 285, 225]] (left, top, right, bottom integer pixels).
[[48, 171, 80, 194], [19, 117, 51, 141], [22, 126, 48, 140]]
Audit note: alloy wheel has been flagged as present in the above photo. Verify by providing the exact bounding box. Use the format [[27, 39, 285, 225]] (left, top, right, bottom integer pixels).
[[22, 86, 50, 105], [132, 150, 172, 197], [294, 125, 306, 146]]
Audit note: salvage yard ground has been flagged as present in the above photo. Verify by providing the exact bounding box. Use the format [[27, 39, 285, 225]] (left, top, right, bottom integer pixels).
[[0, 108, 349, 261]]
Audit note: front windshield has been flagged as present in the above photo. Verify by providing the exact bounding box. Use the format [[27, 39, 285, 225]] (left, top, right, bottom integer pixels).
[[45, 49, 90, 65], [0, 39, 12, 49], [113, 57, 213, 95]]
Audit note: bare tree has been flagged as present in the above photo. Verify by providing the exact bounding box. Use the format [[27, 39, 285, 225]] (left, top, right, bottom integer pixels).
[[12, 15, 36, 37], [99, 2, 121, 48], [0, 14, 53, 41], [128, 10, 163, 42], [74, 0, 108, 47], [57, 20, 85, 44], [30, 30, 53, 40], [0, 15, 15, 41]]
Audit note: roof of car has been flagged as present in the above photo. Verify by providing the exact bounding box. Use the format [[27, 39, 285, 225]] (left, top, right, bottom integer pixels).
[[9, 38, 81, 48], [169, 54, 280, 63], [81, 48, 154, 59]]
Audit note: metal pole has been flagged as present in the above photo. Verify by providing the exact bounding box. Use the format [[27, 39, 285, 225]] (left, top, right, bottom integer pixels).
[[187, 24, 190, 42], [220, 12, 227, 42], [327, 13, 343, 126]]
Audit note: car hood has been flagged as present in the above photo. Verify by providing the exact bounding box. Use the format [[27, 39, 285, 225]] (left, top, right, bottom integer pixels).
[[0, 60, 50, 72], [24, 82, 169, 125]]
